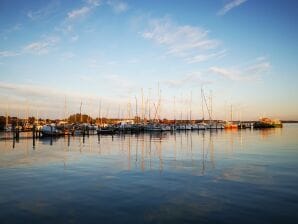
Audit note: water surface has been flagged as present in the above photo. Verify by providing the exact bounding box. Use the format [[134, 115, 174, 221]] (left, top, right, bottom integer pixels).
[[0, 125, 298, 223]]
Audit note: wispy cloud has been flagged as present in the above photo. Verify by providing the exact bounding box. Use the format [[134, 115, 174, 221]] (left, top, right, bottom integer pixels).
[[0, 81, 100, 117], [27, 1, 60, 20], [23, 36, 60, 55], [61, 52, 76, 61], [209, 57, 271, 81], [104, 74, 135, 91], [186, 50, 226, 64], [0, 51, 20, 57], [86, 0, 101, 6], [107, 0, 128, 13], [0, 24, 22, 40], [217, 0, 247, 16], [67, 0, 101, 20], [70, 35, 79, 42], [68, 6, 91, 19], [142, 17, 223, 63], [164, 73, 212, 88]]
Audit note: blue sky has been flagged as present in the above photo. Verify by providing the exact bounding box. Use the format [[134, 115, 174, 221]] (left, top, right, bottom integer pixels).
[[0, 0, 297, 120]]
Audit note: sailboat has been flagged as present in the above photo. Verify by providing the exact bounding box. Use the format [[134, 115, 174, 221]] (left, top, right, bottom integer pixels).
[[225, 105, 238, 129]]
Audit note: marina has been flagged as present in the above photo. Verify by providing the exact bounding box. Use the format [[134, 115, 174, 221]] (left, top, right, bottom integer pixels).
[[1, 0, 297, 223]]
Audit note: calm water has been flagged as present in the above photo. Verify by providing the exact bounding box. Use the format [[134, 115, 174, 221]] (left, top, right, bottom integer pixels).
[[0, 125, 298, 224]]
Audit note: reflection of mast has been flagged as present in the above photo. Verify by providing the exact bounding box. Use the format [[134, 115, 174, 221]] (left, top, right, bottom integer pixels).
[[135, 134, 139, 168], [209, 131, 215, 169], [149, 133, 152, 170], [141, 134, 145, 171], [158, 137, 163, 173], [201, 132, 205, 175], [128, 135, 131, 170], [190, 132, 194, 172]]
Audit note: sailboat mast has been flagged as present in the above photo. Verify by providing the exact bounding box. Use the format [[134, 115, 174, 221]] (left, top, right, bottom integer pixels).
[[141, 88, 144, 122], [201, 88, 205, 121], [64, 96, 67, 122], [148, 88, 151, 121], [174, 96, 176, 121], [5, 105, 8, 128], [230, 104, 233, 122], [190, 91, 192, 123], [98, 98, 102, 126], [135, 96, 138, 121], [79, 100, 82, 123], [209, 90, 213, 122]]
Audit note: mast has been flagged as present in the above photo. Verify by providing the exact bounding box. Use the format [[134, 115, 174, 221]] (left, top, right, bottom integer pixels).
[[190, 91, 192, 123], [135, 95, 138, 122], [174, 96, 176, 122], [148, 88, 151, 121], [157, 82, 160, 121], [118, 104, 120, 121], [79, 100, 82, 123], [5, 105, 8, 128], [201, 88, 205, 121], [202, 89, 211, 123], [64, 96, 67, 122], [230, 104, 233, 122], [209, 90, 213, 122], [98, 98, 102, 126], [26, 99, 29, 127], [128, 96, 131, 121], [141, 88, 144, 122]]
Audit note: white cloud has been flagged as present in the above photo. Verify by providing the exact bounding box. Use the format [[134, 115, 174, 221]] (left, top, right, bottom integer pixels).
[[209, 57, 271, 81], [0, 81, 99, 118], [68, 6, 91, 19], [67, 0, 101, 20], [0, 24, 22, 40], [164, 73, 212, 88], [23, 36, 60, 55], [128, 58, 139, 64], [86, 0, 101, 6], [186, 50, 226, 64], [61, 52, 75, 60], [142, 17, 222, 63], [217, 0, 247, 16], [70, 35, 79, 42], [27, 1, 60, 20], [0, 50, 20, 57], [107, 0, 128, 13], [104, 74, 135, 91]]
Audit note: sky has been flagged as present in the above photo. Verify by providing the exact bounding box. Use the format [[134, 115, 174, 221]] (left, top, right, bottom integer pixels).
[[0, 0, 297, 120]]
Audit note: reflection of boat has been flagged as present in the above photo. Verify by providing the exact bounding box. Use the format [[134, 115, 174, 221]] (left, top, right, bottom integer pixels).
[[254, 117, 283, 128], [41, 124, 63, 136]]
